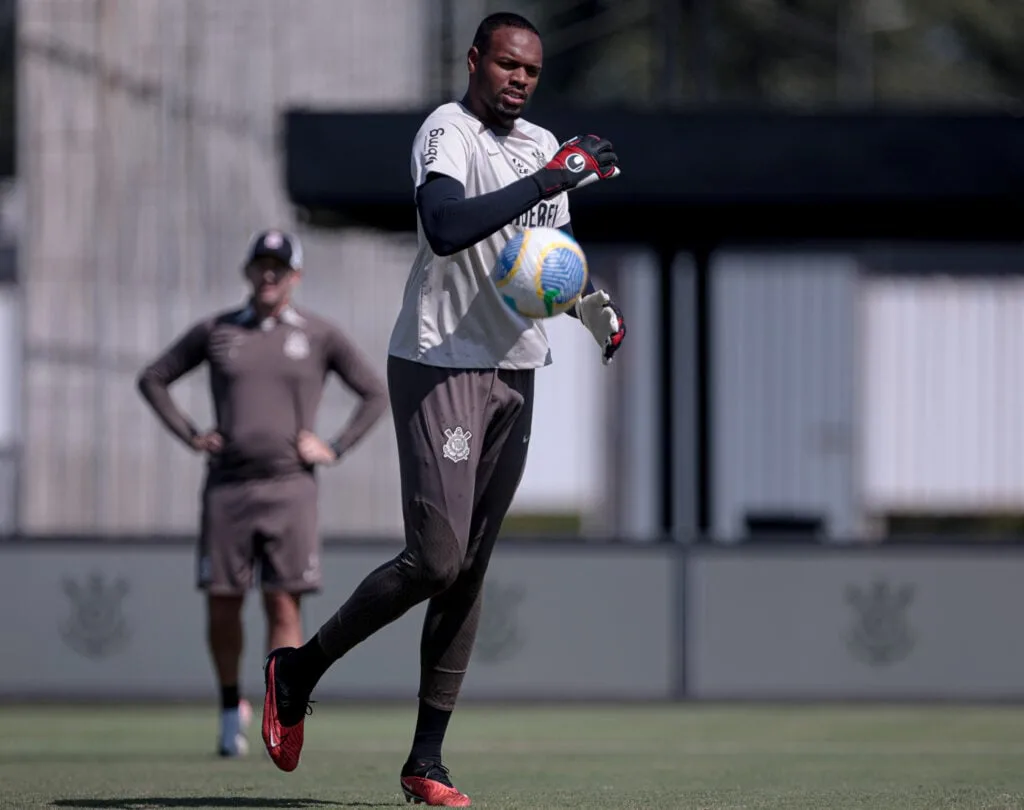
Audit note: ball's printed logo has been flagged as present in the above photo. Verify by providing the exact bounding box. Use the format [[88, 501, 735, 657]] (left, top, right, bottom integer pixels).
[[492, 228, 588, 319], [442, 426, 472, 463], [263, 231, 283, 249], [566, 153, 586, 172]]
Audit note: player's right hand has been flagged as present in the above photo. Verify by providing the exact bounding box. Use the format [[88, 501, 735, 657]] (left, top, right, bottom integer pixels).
[[533, 134, 621, 198], [191, 431, 223, 454]]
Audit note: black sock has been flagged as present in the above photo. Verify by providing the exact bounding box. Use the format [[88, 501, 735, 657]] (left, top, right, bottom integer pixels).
[[281, 635, 332, 694], [220, 684, 240, 711], [406, 701, 452, 766]]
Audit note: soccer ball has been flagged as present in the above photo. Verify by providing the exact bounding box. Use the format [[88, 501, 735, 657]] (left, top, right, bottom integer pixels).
[[492, 227, 589, 318]]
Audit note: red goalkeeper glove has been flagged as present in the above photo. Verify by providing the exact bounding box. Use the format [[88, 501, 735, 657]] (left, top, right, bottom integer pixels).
[[533, 134, 621, 198]]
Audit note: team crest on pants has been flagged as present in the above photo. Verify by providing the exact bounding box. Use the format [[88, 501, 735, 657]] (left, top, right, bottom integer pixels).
[[443, 426, 472, 463]]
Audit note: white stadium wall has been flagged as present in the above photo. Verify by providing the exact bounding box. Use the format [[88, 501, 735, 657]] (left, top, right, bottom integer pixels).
[[0, 542, 677, 701], [4, 541, 1024, 701], [687, 548, 1024, 701]]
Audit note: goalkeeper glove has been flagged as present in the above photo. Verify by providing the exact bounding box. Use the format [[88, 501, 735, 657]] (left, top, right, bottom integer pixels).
[[533, 135, 621, 198], [574, 290, 626, 365]]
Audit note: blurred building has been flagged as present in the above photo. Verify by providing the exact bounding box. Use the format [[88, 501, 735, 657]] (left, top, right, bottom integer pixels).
[[14, 0, 430, 536], [3, 0, 1024, 543]]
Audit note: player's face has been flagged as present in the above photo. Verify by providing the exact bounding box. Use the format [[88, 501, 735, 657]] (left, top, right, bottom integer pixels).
[[469, 27, 542, 126], [245, 258, 298, 309]]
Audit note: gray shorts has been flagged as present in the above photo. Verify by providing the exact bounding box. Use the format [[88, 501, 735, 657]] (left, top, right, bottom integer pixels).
[[387, 355, 535, 560], [197, 472, 321, 596]]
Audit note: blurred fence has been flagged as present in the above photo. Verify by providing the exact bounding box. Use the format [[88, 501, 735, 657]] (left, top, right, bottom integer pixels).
[[699, 245, 1024, 544], [16, 0, 432, 536]]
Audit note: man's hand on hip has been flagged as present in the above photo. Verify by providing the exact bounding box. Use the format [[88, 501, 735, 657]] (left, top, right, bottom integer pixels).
[[297, 430, 339, 466], [191, 431, 223, 455]]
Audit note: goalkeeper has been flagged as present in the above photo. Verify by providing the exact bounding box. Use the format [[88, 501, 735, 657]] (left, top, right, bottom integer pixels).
[[261, 11, 626, 807]]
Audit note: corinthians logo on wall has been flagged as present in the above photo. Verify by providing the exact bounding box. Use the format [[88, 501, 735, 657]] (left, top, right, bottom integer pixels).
[[843, 579, 917, 667], [59, 572, 132, 659]]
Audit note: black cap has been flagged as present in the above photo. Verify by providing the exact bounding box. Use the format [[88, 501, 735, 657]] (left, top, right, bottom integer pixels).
[[244, 229, 303, 271]]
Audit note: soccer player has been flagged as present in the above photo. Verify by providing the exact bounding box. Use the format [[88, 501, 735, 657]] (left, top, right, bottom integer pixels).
[[261, 12, 626, 805], [137, 229, 388, 758]]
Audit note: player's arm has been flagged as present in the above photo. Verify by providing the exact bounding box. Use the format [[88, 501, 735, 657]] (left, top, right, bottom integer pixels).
[[136, 321, 211, 447], [323, 327, 389, 462], [413, 123, 620, 257], [417, 173, 546, 257], [558, 221, 628, 365]]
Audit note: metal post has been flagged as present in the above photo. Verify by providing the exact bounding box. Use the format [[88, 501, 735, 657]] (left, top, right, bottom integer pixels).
[[438, 0, 455, 103], [659, 247, 674, 537], [694, 245, 712, 538], [663, 242, 713, 542]]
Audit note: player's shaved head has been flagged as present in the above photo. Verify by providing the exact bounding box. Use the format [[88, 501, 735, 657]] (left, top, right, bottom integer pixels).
[[471, 12, 540, 55]]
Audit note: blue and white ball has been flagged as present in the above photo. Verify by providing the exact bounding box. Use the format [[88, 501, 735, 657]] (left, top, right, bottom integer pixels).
[[492, 227, 589, 319]]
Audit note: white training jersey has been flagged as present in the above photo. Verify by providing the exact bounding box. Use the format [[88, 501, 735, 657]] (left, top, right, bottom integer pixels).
[[387, 102, 571, 370]]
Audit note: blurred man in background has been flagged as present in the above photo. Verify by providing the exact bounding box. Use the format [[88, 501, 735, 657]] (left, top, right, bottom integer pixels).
[[137, 229, 388, 758], [260, 12, 625, 806]]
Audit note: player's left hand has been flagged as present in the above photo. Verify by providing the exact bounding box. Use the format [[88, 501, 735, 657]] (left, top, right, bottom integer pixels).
[[574, 290, 626, 365], [297, 430, 338, 466]]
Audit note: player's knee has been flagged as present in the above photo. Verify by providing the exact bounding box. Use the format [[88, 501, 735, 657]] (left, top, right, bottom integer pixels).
[[401, 500, 464, 594], [416, 549, 461, 593]]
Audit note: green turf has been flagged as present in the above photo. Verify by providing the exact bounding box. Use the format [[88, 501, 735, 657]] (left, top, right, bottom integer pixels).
[[2, 703, 1024, 809]]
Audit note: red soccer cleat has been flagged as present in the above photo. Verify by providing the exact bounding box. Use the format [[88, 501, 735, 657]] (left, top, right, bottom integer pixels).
[[261, 647, 311, 772], [400, 760, 472, 807]]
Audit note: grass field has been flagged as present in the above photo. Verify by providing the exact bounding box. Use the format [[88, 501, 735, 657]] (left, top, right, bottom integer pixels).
[[2, 703, 1024, 809]]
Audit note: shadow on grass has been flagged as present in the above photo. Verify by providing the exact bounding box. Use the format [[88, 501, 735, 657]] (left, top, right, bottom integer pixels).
[[52, 799, 395, 809]]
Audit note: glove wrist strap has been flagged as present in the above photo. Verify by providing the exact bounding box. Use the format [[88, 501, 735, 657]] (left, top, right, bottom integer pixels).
[[532, 168, 566, 199]]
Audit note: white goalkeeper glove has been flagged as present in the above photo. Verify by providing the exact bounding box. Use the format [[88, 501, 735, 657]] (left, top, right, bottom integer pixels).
[[573, 289, 626, 365]]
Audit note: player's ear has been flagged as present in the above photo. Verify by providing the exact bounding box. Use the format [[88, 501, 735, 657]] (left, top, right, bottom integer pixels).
[[467, 46, 480, 75]]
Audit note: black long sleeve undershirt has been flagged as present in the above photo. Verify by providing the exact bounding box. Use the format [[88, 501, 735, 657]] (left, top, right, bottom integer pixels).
[[415, 173, 593, 313], [416, 172, 543, 257]]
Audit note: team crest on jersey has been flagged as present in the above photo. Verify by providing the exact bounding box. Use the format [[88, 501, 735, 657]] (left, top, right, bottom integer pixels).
[[531, 148, 548, 169], [443, 426, 472, 463], [283, 330, 309, 360]]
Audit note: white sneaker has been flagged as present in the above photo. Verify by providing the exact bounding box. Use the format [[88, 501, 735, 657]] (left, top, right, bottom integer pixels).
[[218, 698, 253, 757]]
